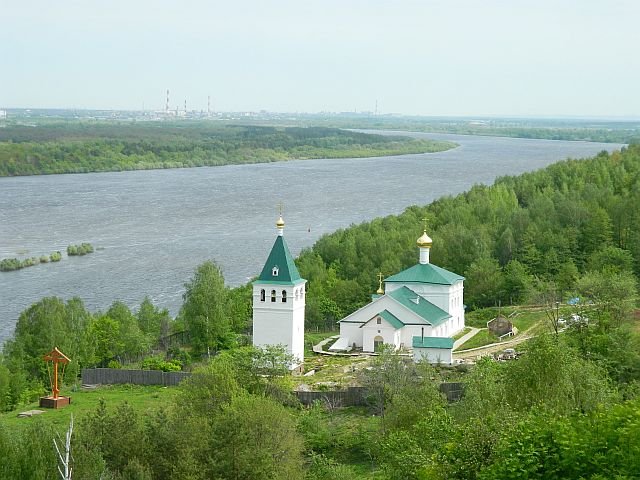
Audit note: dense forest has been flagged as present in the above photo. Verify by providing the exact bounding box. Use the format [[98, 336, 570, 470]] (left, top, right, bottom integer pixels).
[[299, 144, 640, 330], [0, 123, 454, 176], [1, 145, 640, 478]]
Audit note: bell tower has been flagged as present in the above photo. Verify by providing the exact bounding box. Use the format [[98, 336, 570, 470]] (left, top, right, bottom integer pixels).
[[252, 214, 306, 367]]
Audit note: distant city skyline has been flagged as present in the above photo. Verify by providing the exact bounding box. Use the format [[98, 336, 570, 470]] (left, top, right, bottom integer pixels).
[[2, 0, 639, 117]]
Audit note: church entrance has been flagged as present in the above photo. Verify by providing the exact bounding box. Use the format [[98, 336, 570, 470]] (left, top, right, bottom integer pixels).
[[373, 336, 384, 352]]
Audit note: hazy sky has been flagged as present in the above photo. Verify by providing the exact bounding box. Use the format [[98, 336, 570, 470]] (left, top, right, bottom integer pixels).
[[2, 0, 639, 116]]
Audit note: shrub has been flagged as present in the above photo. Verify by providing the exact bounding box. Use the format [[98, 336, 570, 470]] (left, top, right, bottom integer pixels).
[[141, 356, 182, 372]]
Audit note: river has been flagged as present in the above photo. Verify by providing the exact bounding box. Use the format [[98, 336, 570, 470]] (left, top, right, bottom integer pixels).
[[0, 132, 625, 344]]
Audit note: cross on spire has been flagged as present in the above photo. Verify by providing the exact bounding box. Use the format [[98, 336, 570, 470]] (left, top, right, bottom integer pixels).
[[277, 202, 284, 217], [376, 272, 384, 295], [422, 216, 429, 232]]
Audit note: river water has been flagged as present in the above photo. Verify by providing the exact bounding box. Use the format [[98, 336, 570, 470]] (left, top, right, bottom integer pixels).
[[0, 132, 625, 344]]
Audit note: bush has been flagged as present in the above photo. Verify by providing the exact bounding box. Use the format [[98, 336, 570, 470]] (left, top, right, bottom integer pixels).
[[0, 258, 22, 271], [107, 360, 122, 369], [141, 356, 182, 372], [67, 243, 94, 256], [49, 251, 62, 262]]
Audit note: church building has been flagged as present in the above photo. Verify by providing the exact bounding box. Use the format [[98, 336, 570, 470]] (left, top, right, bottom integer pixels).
[[252, 215, 307, 367], [330, 230, 465, 364]]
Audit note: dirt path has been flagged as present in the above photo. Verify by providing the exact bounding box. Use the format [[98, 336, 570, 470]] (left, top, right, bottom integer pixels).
[[453, 333, 535, 360]]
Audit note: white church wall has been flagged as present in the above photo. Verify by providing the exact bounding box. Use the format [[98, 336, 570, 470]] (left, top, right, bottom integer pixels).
[[362, 324, 397, 352], [339, 322, 363, 349], [400, 325, 432, 347], [361, 314, 404, 352]]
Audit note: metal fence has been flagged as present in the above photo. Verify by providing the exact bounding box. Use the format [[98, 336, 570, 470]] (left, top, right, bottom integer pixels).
[[82, 368, 191, 386]]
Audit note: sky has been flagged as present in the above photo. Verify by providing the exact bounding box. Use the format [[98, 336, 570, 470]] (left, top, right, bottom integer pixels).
[[2, 0, 639, 117]]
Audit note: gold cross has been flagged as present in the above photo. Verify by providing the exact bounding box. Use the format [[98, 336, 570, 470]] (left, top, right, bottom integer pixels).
[[376, 272, 384, 294], [277, 202, 284, 217], [421, 216, 429, 232]]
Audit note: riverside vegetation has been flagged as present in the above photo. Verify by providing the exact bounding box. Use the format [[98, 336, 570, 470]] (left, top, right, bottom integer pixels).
[[0, 244, 93, 272], [1, 145, 639, 478], [0, 123, 455, 176]]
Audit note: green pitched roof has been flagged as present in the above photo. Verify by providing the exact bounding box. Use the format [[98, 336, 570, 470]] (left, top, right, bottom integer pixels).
[[359, 310, 404, 329], [256, 236, 304, 285], [385, 263, 464, 286], [388, 287, 451, 326], [412, 336, 454, 349]]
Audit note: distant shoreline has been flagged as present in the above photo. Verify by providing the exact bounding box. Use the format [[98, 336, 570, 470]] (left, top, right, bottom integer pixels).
[[0, 124, 456, 177]]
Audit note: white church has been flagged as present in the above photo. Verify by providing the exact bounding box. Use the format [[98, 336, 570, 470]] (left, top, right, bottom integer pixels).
[[330, 230, 465, 364], [252, 216, 465, 366], [252, 215, 307, 367]]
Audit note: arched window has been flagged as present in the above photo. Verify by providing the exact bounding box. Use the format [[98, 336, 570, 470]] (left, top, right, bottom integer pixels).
[[271, 290, 276, 302], [295, 289, 299, 300], [260, 289, 265, 302], [300, 288, 304, 298], [281, 290, 287, 302], [376, 317, 382, 325], [272, 266, 279, 277]]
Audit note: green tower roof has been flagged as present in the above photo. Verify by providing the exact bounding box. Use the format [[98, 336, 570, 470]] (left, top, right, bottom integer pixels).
[[256, 235, 304, 285], [385, 263, 464, 286]]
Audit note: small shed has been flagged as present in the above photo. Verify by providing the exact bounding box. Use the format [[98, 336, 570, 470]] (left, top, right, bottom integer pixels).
[[487, 316, 513, 336], [412, 336, 454, 364]]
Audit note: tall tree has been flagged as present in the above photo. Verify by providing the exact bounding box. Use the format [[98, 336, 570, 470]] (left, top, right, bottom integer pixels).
[[180, 261, 232, 355]]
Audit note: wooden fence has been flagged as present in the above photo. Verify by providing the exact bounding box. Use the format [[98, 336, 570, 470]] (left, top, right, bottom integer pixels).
[[439, 382, 464, 402], [82, 369, 464, 404], [295, 387, 368, 407], [82, 368, 191, 387]]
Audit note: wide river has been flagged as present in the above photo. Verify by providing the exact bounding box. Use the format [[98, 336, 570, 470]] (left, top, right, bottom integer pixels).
[[0, 132, 625, 344]]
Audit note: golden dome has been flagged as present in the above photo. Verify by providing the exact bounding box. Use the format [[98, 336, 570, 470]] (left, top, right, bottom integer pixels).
[[417, 230, 432, 248], [376, 285, 384, 295], [276, 216, 285, 228]]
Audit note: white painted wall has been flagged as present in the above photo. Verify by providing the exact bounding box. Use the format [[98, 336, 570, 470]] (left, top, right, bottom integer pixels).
[[339, 322, 364, 349], [413, 347, 453, 364], [252, 281, 306, 364], [361, 315, 401, 352]]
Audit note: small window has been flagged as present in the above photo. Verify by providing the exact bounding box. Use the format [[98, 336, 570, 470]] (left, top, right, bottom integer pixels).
[[281, 290, 287, 303], [300, 288, 304, 298], [260, 289, 265, 302], [295, 289, 299, 300], [376, 317, 382, 325], [272, 266, 279, 277], [271, 290, 276, 302]]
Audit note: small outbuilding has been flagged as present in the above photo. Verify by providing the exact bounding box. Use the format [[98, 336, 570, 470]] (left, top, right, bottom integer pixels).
[[412, 336, 454, 364]]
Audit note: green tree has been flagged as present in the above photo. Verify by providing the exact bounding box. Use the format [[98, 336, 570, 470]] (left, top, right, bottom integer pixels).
[[181, 261, 232, 356], [207, 394, 305, 480], [136, 296, 170, 342], [464, 257, 505, 308]]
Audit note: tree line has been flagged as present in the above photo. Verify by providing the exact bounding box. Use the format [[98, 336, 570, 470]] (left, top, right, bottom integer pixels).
[[1, 144, 640, 478], [298, 144, 640, 331], [0, 123, 454, 176]]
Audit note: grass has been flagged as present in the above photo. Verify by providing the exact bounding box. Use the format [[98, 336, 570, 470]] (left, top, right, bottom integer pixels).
[[0, 384, 178, 432], [304, 330, 338, 358], [457, 329, 499, 350]]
